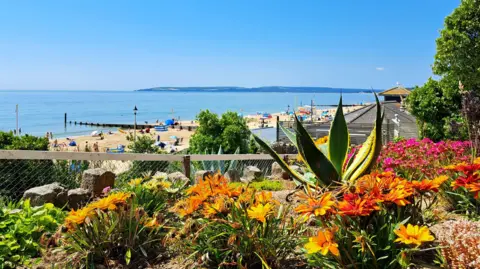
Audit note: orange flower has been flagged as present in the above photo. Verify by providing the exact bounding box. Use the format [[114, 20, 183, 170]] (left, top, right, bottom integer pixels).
[[247, 203, 274, 223], [382, 188, 412, 206], [394, 224, 434, 247], [337, 193, 380, 216], [295, 192, 336, 217], [202, 196, 229, 218], [465, 182, 480, 199], [64, 207, 94, 230], [304, 229, 339, 256], [411, 175, 448, 193]]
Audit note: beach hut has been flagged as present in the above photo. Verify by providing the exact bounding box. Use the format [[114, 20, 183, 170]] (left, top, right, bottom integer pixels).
[[379, 86, 411, 103]]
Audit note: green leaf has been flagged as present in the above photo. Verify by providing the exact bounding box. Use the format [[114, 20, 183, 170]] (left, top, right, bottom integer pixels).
[[366, 92, 384, 172], [328, 96, 350, 177], [226, 147, 240, 172], [252, 133, 315, 188], [294, 114, 338, 185], [279, 124, 297, 147], [125, 248, 131, 265]]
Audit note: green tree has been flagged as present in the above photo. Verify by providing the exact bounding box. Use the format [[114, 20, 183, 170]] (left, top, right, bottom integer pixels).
[[433, 0, 480, 92], [128, 135, 161, 153], [406, 78, 466, 140], [189, 110, 250, 154]]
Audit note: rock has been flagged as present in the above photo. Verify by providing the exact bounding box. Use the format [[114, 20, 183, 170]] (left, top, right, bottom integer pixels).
[[23, 183, 67, 207], [80, 168, 115, 197], [167, 172, 189, 184], [270, 162, 289, 180], [67, 188, 90, 209], [224, 169, 240, 182], [241, 166, 262, 183], [195, 170, 213, 182]]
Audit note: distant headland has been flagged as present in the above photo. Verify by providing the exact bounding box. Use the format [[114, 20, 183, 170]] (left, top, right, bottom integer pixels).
[[136, 86, 382, 93]]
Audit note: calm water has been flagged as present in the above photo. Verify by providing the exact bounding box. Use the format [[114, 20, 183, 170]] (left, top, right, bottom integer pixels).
[[0, 90, 375, 138]]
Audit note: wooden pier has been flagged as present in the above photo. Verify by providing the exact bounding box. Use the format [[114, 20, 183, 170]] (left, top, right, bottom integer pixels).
[[68, 121, 198, 131]]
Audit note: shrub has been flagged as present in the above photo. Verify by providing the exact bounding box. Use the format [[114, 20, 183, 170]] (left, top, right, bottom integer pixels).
[[62, 192, 172, 267], [0, 200, 65, 268]]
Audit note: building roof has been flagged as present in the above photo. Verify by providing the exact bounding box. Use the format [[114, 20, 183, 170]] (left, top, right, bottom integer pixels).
[[379, 86, 411, 96]]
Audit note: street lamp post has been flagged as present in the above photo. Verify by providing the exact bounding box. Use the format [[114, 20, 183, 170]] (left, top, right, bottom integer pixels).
[[133, 106, 138, 142]]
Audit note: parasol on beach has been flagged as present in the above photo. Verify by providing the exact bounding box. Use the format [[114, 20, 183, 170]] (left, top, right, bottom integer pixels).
[[170, 135, 178, 140], [91, 131, 100, 137]]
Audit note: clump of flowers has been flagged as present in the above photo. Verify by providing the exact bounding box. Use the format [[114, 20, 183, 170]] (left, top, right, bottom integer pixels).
[[64, 192, 131, 231], [172, 173, 303, 268], [376, 138, 471, 179], [62, 191, 171, 267], [297, 171, 440, 268]]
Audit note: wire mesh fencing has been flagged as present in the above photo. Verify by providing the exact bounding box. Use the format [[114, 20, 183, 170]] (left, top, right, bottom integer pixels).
[[0, 151, 294, 201]]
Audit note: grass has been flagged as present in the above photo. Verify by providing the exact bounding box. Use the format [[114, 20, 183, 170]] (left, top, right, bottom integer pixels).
[[229, 180, 285, 191]]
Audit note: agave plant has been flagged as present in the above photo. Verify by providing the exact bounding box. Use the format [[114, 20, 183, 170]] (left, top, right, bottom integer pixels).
[[253, 94, 383, 187], [191, 146, 240, 175]]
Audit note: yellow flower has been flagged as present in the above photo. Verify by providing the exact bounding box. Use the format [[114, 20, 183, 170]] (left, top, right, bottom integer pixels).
[[394, 224, 434, 247], [247, 203, 274, 223], [159, 181, 172, 189], [305, 229, 340, 256], [88, 192, 131, 211], [128, 178, 143, 186]]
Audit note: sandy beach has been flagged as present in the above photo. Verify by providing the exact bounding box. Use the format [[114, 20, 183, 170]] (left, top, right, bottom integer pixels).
[[50, 105, 366, 153]]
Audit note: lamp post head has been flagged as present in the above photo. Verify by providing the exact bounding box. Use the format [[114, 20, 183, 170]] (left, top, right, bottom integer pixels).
[[134, 106, 138, 114]]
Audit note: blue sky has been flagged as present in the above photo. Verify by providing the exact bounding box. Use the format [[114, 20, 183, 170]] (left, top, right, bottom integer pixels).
[[0, 0, 460, 90]]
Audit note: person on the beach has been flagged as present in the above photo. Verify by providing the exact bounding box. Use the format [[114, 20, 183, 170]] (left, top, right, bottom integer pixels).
[[93, 142, 99, 152]]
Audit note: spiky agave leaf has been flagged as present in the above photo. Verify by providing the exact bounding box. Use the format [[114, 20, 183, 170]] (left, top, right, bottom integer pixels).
[[342, 92, 383, 182], [328, 96, 350, 177], [226, 147, 240, 172], [217, 145, 225, 173], [294, 114, 338, 186], [251, 134, 316, 188]]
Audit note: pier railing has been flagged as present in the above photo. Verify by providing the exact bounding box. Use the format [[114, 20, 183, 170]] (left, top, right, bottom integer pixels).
[[0, 150, 295, 200]]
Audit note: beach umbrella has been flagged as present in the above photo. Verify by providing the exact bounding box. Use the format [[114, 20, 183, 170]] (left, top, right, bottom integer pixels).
[[91, 131, 99, 137], [165, 119, 174, 126], [170, 135, 178, 140]]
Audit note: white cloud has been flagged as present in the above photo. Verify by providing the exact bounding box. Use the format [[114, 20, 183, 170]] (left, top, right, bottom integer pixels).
[[376, 67, 385, 71]]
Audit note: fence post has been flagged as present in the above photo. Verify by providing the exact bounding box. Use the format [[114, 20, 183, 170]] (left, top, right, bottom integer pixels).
[[183, 155, 191, 179], [276, 116, 280, 142]]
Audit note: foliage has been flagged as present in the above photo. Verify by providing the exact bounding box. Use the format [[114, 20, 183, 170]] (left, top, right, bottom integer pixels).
[[189, 110, 251, 154], [296, 171, 441, 268], [433, 0, 480, 92], [0, 200, 65, 268], [171, 174, 303, 268], [229, 180, 285, 191], [0, 132, 49, 150], [62, 192, 171, 267], [253, 94, 383, 187], [127, 135, 163, 154]]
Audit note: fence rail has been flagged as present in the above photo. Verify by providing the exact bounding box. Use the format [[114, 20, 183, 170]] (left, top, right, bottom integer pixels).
[[0, 150, 296, 200]]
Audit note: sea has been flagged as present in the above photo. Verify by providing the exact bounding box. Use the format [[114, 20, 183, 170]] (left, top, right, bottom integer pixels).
[[0, 90, 376, 140]]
